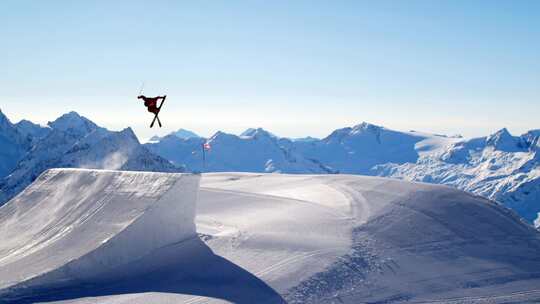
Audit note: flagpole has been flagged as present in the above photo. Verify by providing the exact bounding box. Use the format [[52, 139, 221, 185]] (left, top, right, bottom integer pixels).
[[201, 143, 206, 173]]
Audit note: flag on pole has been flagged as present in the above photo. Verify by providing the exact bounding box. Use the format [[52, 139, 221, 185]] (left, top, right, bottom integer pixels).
[[201, 141, 211, 172]]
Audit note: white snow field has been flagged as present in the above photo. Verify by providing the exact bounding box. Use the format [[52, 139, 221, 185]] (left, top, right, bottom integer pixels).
[[1, 171, 540, 303]]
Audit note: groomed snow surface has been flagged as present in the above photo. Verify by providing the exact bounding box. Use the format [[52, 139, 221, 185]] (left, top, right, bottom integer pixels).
[[1, 170, 540, 303]]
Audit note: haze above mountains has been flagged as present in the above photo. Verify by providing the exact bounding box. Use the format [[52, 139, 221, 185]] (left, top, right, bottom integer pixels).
[[0, 109, 538, 228]]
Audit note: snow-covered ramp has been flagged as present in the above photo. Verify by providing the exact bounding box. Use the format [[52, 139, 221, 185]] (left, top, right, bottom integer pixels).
[[0, 169, 200, 301]]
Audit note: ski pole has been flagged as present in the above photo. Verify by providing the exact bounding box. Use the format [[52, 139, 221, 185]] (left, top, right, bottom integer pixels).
[[138, 81, 145, 95]]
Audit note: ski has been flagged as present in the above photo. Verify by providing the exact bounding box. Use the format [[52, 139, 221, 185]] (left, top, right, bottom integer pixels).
[[150, 95, 166, 128]]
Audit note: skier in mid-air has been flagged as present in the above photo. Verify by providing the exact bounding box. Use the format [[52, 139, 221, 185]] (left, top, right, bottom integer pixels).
[[138, 95, 166, 128]]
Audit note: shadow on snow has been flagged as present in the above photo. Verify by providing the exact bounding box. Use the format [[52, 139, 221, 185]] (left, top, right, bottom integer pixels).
[[2, 237, 285, 304]]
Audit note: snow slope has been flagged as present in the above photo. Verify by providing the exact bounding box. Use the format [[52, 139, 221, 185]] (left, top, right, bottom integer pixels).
[[198, 174, 540, 303], [2, 172, 540, 303], [0, 169, 199, 302]]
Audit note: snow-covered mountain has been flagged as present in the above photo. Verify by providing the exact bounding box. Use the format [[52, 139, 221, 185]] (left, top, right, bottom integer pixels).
[[374, 127, 540, 225], [0, 111, 182, 205], [172, 128, 200, 139], [295, 122, 429, 174], [147, 123, 539, 227], [146, 128, 335, 174], [149, 128, 200, 142], [14, 119, 51, 144], [0, 110, 30, 179], [292, 136, 320, 142]]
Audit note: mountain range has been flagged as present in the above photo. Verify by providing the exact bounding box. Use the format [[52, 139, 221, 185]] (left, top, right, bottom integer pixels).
[[0, 109, 537, 228], [0, 110, 182, 205], [146, 124, 540, 227]]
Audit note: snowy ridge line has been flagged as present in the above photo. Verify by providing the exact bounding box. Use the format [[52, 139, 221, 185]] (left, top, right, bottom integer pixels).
[[0, 169, 200, 300]]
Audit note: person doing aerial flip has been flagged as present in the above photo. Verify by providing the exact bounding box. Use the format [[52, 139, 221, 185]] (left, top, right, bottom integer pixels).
[[138, 95, 166, 128]]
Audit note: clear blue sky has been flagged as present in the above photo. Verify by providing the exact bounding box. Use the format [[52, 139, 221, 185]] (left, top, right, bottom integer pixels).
[[1, 0, 539, 140]]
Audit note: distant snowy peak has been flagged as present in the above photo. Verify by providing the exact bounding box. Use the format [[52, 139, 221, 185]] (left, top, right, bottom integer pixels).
[[0, 109, 23, 141], [172, 128, 199, 139], [486, 128, 521, 152], [210, 129, 276, 145], [323, 122, 425, 147], [15, 119, 51, 143], [442, 128, 538, 163], [0, 109, 30, 178], [239, 128, 277, 139], [521, 130, 540, 151], [211, 129, 278, 143], [209, 130, 236, 141], [351, 122, 384, 135], [324, 122, 382, 140], [148, 135, 161, 142], [48, 111, 99, 135], [480, 128, 540, 152], [0, 109, 11, 129], [323, 127, 353, 143], [117, 127, 140, 143], [239, 128, 257, 137], [67, 127, 138, 154], [149, 128, 200, 143]]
